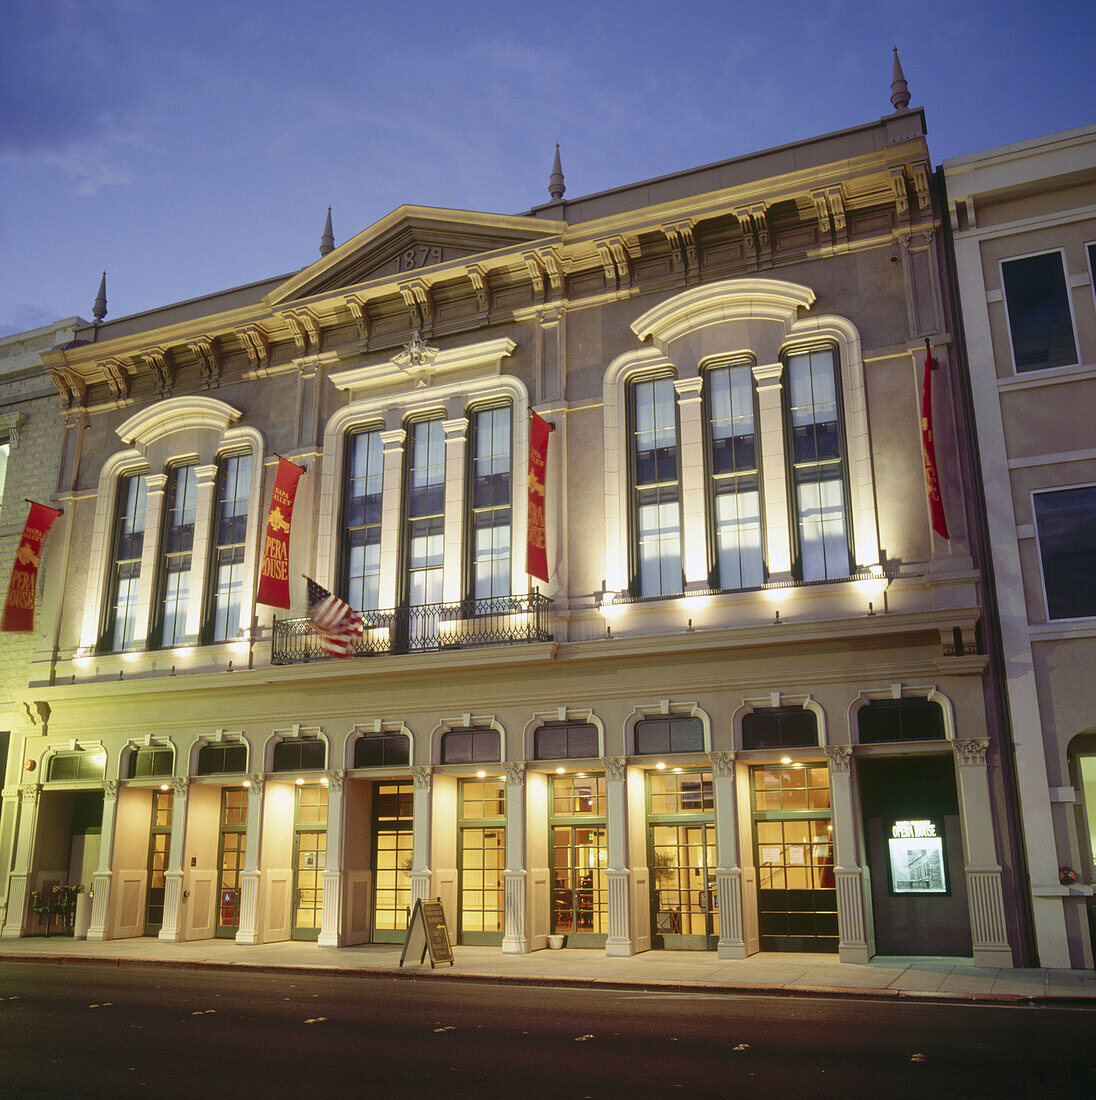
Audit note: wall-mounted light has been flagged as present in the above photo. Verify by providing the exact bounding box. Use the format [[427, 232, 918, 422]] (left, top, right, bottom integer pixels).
[[476, 770, 486, 779], [295, 778, 304, 786], [655, 762, 666, 770], [555, 767, 565, 774]]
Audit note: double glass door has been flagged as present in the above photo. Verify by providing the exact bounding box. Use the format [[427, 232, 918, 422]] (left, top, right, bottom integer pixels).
[[459, 778, 505, 945], [372, 782, 413, 942], [216, 787, 247, 937], [144, 789, 173, 935], [292, 785, 328, 940], [550, 776, 608, 946]]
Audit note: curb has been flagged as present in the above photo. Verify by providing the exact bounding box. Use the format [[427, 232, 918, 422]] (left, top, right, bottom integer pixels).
[[5, 951, 1094, 1006]]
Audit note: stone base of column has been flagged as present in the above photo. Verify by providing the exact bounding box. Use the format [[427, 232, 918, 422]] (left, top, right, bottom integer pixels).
[[835, 867, 872, 963], [318, 870, 343, 947], [605, 869, 633, 956], [502, 870, 528, 954], [235, 870, 261, 946], [966, 866, 1013, 967], [158, 872, 185, 942], [1, 874, 29, 938], [715, 868, 746, 958], [86, 871, 113, 941], [409, 869, 433, 909]]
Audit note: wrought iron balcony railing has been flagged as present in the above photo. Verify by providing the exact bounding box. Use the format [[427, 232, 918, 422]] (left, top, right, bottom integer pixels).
[[271, 592, 554, 665]]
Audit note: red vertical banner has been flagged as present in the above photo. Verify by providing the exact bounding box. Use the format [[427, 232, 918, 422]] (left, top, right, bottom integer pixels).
[[921, 345, 950, 541], [526, 411, 551, 584], [1, 502, 62, 632], [256, 457, 306, 608]]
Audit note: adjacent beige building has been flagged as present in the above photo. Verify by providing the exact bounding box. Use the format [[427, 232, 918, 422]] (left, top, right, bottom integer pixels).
[[945, 124, 1096, 968], [0, 86, 1030, 967]]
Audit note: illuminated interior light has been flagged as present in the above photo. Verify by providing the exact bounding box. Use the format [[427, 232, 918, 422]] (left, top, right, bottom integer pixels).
[[242, 780, 251, 788], [780, 757, 793, 764], [555, 767, 565, 774], [295, 778, 304, 786], [160, 784, 170, 791], [476, 770, 486, 778], [655, 762, 666, 770]]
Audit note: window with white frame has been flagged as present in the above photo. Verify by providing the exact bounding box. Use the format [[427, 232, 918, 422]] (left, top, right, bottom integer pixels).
[[340, 426, 384, 612], [403, 417, 446, 608], [103, 470, 148, 651], [1001, 250, 1079, 373], [785, 347, 851, 581], [1033, 485, 1096, 621], [705, 358, 764, 590], [152, 463, 197, 648], [204, 452, 251, 642], [468, 403, 512, 600], [629, 373, 683, 597]]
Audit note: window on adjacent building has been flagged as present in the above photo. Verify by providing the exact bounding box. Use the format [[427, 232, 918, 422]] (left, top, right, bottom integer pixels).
[[534, 723, 599, 760], [630, 374, 683, 597], [204, 452, 251, 642], [341, 428, 384, 612], [354, 732, 410, 768], [706, 359, 764, 589], [469, 404, 512, 600], [272, 738, 326, 772], [153, 463, 197, 648], [1033, 485, 1096, 620], [404, 418, 445, 608], [785, 347, 851, 581], [441, 727, 500, 764], [857, 699, 944, 744], [741, 707, 818, 750], [126, 746, 174, 779], [103, 471, 148, 651], [634, 716, 704, 755], [196, 741, 247, 775], [1001, 251, 1078, 373]]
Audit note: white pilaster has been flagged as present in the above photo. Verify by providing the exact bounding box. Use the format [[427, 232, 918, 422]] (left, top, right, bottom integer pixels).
[[318, 771, 347, 947], [827, 746, 872, 963], [1, 784, 41, 938], [87, 781, 120, 941], [410, 766, 433, 908], [752, 362, 793, 578], [159, 778, 190, 943], [953, 739, 1013, 967], [441, 418, 468, 605], [131, 471, 167, 649], [502, 762, 528, 953], [183, 463, 218, 641], [377, 429, 406, 610], [711, 752, 747, 958], [235, 775, 265, 945], [674, 377, 709, 587]]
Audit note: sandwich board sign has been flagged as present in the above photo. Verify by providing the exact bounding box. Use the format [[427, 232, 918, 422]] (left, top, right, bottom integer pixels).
[[399, 897, 453, 968]]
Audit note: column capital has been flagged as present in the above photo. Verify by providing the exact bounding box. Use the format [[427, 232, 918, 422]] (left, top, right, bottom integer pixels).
[[380, 428, 407, 451], [412, 765, 432, 790], [825, 745, 854, 773], [245, 773, 265, 795], [673, 376, 704, 400], [442, 417, 468, 440], [953, 738, 990, 767], [752, 361, 784, 386], [709, 751, 736, 778], [503, 762, 526, 786], [20, 783, 41, 803], [170, 777, 190, 796], [102, 780, 119, 800], [324, 769, 347, 793], [601, 757, 627, 782]]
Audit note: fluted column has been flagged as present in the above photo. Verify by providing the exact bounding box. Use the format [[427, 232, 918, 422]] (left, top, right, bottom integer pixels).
[[235, 775, 265, 945], [159, 778, 190, 942], [409, 766, 434, 909], [318, 770, 347, 947], [502, 762, 528, 954], [87, 781, 120, 940], [710, 752, 746, 958], [827, 745, 871, 963], [1, 784, 42, 938], [953, 739, 1013, 966], [603, 757, 632, 956]]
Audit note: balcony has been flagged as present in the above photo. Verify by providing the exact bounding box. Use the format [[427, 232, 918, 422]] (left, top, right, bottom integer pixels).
[[271, 592, 554, 665]]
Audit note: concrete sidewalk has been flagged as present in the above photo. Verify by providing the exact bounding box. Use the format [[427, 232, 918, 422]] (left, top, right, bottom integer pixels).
[[2, 935, 1094, 1004]]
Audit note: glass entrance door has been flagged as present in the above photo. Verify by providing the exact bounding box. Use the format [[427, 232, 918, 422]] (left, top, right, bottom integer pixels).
[[751, 765, 836, 952], [216, 787, 247, 938], [143, 789, 173, 935], [647, 769, 716, 949], [549, 775, 608, 946], [459, 777, 505, 945], [292, 784, 328, 940], [372, 781, 413, 942]]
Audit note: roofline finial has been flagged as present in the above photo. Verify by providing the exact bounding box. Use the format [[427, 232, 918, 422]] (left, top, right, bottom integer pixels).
[[548, 143, 565, 201], [890, 46, 911, 111], [320, 207, 335, 257]]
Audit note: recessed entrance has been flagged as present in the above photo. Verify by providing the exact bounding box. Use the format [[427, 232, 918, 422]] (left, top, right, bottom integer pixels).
[[292, 784, 327, 940], [371, 781, 413, 942], [215, 787, 247, 938], [458, 777, 505, 945], [143, 789, 173, 935], [550, 775, 607, 946]]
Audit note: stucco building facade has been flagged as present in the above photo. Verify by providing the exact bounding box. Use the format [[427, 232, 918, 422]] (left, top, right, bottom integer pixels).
[[0, 91, 1029, 967]]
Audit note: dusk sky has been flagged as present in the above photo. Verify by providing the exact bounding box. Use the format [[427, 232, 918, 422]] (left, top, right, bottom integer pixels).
[[2, 0, 1093, 337]]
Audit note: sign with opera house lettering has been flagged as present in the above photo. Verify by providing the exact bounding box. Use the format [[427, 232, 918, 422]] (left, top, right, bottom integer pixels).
[[887, 818, 948, 895]]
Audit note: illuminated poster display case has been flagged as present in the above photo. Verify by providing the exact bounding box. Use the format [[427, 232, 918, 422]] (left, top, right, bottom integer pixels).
[[886, 818, 948, 895]]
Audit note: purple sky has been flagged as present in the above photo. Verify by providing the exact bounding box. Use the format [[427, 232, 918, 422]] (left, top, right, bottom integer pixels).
[[2, 0, 1093, 336]]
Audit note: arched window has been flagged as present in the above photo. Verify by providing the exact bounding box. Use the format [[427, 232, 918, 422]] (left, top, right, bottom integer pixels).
[[102, 471, 148, 651], [47, 751, 106, 782], [340, 427, 384, 612], [441, 727, 500, 764], [272, 737, 326, 772], [634, 717, 703, 755], [204, 451, 252, 642], [468, 403, 512, 600], [127, 746, 174, 779], [741, 707, 817, 750], [858, 699, 944, 744], [534, 723, 598, 760], [354, 732, 410, 768], [197, 741, 247, 775]]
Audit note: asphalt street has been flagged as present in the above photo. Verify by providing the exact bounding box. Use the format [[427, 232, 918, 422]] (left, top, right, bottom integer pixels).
[[1, 961, 1094, 1097]]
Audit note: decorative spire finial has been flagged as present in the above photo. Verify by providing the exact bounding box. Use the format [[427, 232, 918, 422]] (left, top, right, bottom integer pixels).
[[890, 46, 910, 111], [320, 207, 335, 257], [92, 272, 107, 323], [548, 144, 565, 201]]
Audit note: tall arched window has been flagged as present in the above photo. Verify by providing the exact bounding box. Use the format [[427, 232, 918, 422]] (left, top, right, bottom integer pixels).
[[468, 403, 512, 600], [204, 451, 251, 641], [103, 471, 148, 651], [153, 463, 197, 647], [341, 427, 384, 611], [404, 417, 446, 608]]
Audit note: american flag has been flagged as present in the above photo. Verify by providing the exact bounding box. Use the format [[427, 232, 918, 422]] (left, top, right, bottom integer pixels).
[[305, 577, 363, 658]]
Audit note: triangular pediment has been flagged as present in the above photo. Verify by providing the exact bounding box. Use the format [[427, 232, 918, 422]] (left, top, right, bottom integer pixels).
[[268, 205, 565, 305]]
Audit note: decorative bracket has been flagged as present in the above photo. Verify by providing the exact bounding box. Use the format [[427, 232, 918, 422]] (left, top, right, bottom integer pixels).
[[343, 295, 371, 344], [98, 357, 134, 405], [142, 346, 175, 393], [466, 265, 491, 312], [282, 310, 322, 357], [236, 325, 271, 370], [398, 279, 433, 331], [909, 161, 932, 215], [187, 337, 222, 387], [0, 411, 27, 448], [521, 252, 546, 299], [536, 247, 565, 293], [49, 369, 87, 409], [890, 167, 910, 221], [660, 220, 697, 275]]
